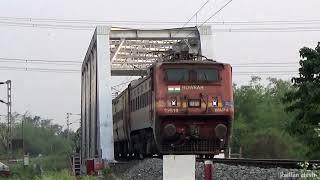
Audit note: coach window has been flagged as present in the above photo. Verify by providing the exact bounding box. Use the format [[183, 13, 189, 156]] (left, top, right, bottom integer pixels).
[[144, 93, 146, 106], [135, 97, 139, 111], [132, 99, 134, 111], [137, 96, 139, 109], [147, 91, 150, 105], [141, 94, 144, 108], [135, 97, 138, 111], [142, 94, 145, 107], [136, 97, 138, 110], [131, 100, 133, 112], [146, 93, 148, 106], [132, 99, 136, 112], [142, 95, 144, 108]]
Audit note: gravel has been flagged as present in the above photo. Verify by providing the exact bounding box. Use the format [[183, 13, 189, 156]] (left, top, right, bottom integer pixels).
[[110, 158, 163, 180], [110, 158, 303, 180], [197, 162, 301, 180]]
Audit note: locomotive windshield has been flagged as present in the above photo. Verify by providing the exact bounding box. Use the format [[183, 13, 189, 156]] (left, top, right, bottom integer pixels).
[[166, 69, 189, 82], [165, 68, 219, 82]]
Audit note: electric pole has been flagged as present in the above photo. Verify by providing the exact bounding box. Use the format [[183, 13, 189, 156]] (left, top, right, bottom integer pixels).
[[0, 80, 12, 159], [66, 113, 70, 138], [66, 113, 81, 138], [7, 80, 12, 157]]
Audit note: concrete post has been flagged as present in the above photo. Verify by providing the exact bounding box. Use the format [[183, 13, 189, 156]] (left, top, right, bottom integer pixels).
[[96, 26, 114, 161], [163, 155, 195, 180]]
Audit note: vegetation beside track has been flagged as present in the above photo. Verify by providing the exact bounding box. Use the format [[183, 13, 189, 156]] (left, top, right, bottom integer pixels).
[[232, 43, 320, 160]]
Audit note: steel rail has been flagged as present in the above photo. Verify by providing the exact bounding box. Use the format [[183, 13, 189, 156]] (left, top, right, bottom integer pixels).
[[197, 158, 320, 169]]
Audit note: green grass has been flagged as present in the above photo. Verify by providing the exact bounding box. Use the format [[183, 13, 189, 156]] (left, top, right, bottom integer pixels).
[[7, 155, 116, 180], [7, 166, 103, 180], [6, 155, 117, 180], [6, 155, 69, 179]]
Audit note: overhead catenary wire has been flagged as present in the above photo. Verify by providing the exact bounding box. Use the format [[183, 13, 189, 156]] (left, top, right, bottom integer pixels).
[[1, 20, 320, 33], [173, 0, 211, 37], [1, 16, 320, 33], [2, 16, 320, 25], [198, 0, 234, 28], [0, 65, 298, 74], [0, 57, 81, 64], [0, 66, 299, 79], [0, 56, 300, 65], [184, 0, 234, 38]]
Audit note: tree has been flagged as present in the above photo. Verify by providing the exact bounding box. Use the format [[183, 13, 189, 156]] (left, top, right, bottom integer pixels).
[[0, 112, 73, 158], [232, 77, 306, 159], [283, 42, 320, 159]]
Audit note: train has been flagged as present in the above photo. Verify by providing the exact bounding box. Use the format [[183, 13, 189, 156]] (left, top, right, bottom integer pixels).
[[112, 58, 234, 159]]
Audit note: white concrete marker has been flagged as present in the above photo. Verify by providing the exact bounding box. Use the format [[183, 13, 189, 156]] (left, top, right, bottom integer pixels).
[[163, 155, 195, 180]]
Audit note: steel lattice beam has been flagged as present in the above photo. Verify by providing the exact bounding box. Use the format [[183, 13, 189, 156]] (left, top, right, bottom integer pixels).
[[82, 26, 208, 76]]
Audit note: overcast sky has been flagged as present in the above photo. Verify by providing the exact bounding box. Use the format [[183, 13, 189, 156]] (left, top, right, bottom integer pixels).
[[0, 0, 319, 129]]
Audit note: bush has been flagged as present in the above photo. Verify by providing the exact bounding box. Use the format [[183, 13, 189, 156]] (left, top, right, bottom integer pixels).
[[32, 155, 69, 171], [241, 129, 307, 159]]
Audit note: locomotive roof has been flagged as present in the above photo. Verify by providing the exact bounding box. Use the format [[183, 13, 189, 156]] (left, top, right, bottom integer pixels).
[[156, 60, 228, 65]]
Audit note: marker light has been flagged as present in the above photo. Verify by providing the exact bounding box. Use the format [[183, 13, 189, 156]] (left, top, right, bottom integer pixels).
[[171, 99, 177, 106], [213, 99, 218, 107]]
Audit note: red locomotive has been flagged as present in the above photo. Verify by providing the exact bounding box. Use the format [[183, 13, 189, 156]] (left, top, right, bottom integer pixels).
[[113, 59, 233, 158]]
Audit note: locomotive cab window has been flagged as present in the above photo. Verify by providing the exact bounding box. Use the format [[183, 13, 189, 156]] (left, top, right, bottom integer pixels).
[[165, 69, 189, 82], [195, 69, 219, 82], [165, 68, 219, 82]]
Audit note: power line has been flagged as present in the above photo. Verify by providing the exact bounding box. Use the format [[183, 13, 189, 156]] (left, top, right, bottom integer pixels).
[[184, 0, 234, 38], [198, 0, 234, 28], [1, 20, 320, 33], [174, 0, 211, 37], [0, 60, 81, 66], [0, 65, 297, 74], [231, 61, 299, 65], [0, 57, 82, 64], [2, 16, 320, 25], [0, 66, 79, 73], [0, 21, 94, 31], [0, 56, 300, 65], [234, 70, 297, 74], [0, 67, 298, 77], [212, 26, 320, 32]]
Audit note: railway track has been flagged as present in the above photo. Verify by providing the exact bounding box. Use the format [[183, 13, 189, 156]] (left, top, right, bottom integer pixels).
[[197, 158, 320, 169], [114, 157, 320, 170], [110, 157, 320, 179]]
